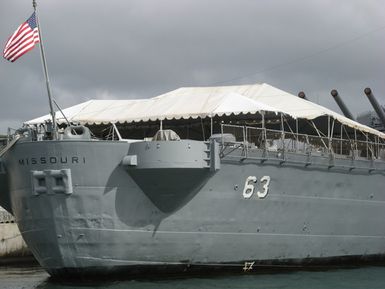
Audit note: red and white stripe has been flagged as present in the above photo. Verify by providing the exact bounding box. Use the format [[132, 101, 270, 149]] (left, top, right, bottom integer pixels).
[[3, 22, 40, 62]]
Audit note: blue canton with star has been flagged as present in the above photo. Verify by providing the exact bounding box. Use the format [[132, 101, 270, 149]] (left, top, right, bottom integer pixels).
[[27, 13, 37, 29]]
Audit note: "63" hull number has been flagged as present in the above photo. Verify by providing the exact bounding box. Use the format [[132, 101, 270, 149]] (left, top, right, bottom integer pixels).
[[242, 176, 271, 199]]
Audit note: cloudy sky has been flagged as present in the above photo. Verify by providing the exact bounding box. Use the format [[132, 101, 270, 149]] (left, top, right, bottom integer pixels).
[[0, 0, 384, 133]]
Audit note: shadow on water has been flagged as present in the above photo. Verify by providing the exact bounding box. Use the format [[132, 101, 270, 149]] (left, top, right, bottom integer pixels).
[[3, 265, 384, 289]]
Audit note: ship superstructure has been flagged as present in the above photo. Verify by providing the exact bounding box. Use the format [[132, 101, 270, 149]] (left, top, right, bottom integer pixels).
[[0, 83, 385, 278]]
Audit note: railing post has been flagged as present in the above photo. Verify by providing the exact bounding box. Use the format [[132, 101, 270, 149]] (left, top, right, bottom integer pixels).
[[350, 140, 355, 161], [7, 128, 11, 145], [376, 136, 379, 159]]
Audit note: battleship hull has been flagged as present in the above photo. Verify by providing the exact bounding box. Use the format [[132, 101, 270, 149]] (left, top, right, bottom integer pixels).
[[1, 137, 385, 278]]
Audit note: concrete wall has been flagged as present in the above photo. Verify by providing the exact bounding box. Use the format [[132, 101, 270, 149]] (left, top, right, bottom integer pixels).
[[0, 223, 30, 258], [0, 207, 32, 262]]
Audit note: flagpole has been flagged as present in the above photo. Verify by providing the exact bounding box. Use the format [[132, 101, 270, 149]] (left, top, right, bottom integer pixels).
[[32, 0, 57, 139]]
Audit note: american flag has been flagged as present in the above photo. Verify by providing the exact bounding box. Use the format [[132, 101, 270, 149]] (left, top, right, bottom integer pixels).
[[3, 13, 40, 62]]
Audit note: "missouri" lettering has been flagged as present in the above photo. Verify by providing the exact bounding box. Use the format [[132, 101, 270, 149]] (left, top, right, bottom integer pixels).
[[17, 156, 86, 166]]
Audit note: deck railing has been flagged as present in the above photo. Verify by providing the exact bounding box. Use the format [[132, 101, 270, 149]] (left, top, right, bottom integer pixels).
[[221, 124, 385, 161]]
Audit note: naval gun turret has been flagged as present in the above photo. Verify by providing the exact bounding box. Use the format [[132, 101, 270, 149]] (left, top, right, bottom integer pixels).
[[330, 89, 355, 120], [355, 88, 385, 132], [363, 88, 385, 129]]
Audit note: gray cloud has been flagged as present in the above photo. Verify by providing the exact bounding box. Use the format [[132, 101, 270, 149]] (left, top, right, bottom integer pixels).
[[1, 0, 385, 133]]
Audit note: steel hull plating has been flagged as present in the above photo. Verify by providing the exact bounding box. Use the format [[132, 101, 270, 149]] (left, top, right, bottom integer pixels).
[[2, 140, 385, 277]]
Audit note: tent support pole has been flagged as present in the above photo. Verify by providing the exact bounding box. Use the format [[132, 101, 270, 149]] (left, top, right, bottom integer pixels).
[[280, 113, 285, 153], [201, 118, 205, 141], [296, 118, 299, 152], [210, 116, 213, 137], [261, 111, 266, 151]]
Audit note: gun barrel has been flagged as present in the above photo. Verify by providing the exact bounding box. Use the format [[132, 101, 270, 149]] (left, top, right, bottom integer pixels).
[[330, 89, 355, 120], [298, 91, 307, 100], [364, 87, 385, 127]]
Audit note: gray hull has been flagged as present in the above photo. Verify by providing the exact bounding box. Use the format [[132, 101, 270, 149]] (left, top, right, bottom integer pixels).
[[2, 138, 385, 277]]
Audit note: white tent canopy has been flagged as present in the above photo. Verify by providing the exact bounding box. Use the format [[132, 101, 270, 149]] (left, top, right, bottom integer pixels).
[[26, 91, 280, 124], [26, 83, 385, 138]]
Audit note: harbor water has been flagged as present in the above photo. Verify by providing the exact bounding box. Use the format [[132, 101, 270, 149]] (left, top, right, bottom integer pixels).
[[1, 265, 385, 289]]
